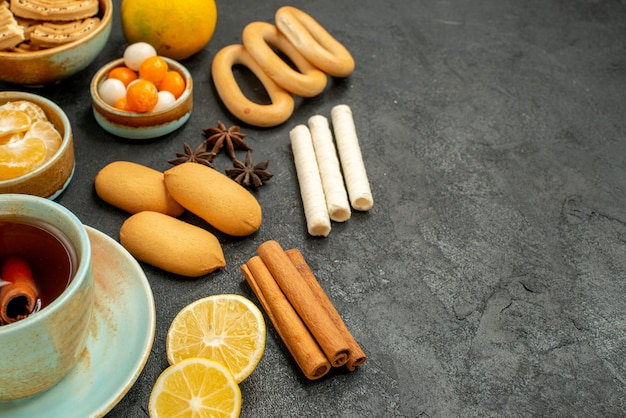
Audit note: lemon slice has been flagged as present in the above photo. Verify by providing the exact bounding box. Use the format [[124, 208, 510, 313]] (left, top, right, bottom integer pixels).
[[0, 137, 47, 180], [23, 120, 63, 160], [0, 109, 32, 136], [149, 357, 242, 418], [166, 294, 266, 383]]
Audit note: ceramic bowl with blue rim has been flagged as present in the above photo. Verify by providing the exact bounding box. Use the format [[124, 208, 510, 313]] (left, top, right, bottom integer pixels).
[[0, 91, 75, 199], [0, 0, 112, 86], [90, 57, 193, 140]]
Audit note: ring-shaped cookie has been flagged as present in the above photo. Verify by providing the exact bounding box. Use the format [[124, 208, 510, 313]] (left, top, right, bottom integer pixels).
[[242, 21, 327, 97], [211, 44, 295, 127], [274, 6, 355, 78]]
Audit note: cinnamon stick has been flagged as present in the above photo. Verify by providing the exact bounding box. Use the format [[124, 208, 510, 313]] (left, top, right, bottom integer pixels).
[[257, 240, 351, 367], [0, 256, 39, 324], [242, 257, 331, 380], [285, 248, 367, 371]]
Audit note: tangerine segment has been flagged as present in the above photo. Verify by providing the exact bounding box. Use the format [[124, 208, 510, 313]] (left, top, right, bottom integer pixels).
[[126, 80, 159, 112], [23, 120, 62, 160], [158, 70, 186, 99], [0, 101, 47, 122], [149, 358, 242, 418], [0, 132, 22, 146], [0, 109, 32, 136], [0, 138, 47, 180], [166, 294, 266, 383], [139, 56, 169, 84]]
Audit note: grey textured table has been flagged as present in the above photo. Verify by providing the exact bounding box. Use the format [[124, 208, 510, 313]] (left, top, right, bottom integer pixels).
[[2, 0, 626, 416]]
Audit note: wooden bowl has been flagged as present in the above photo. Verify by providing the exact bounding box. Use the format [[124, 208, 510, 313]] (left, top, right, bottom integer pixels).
[[0, 91, 75, 199], [0, 0, 113, 86], [90, 57, 193, 140]]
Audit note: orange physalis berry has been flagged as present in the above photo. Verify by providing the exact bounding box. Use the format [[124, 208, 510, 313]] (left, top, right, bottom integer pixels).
[[126, 80, 159, 112], [139, 56, 168, 84], [158, 71, 186, 99], [107, 66, 138, 87], [114, 96, 132, 111]]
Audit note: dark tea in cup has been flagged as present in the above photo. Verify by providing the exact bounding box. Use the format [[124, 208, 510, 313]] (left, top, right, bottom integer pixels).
[[0, 217, 78, 325]]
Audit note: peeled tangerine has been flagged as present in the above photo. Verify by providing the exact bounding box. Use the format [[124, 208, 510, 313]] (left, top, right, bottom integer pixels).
[[120, 211, 225, 277], [164, 162, 262, 236], [0, 106, 62, 181]]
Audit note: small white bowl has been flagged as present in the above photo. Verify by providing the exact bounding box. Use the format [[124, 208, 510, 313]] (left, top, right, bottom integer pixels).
[[90, 58, 193, 140], [0, 91, 74, 199]]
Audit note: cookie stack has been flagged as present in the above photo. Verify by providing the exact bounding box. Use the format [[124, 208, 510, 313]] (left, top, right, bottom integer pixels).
[[0, 2, 23, 50], [0, 0, 100, 52]]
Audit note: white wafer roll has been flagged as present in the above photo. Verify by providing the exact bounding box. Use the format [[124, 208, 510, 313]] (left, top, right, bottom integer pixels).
[[308, 115, 351, 222], [290, 124, 331, 237], [331, 104, 373, 211]]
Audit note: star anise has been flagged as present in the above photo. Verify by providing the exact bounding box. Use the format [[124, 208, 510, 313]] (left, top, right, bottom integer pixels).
[[168, 142, 215, 168], [202, 121, 251, 160], [225, 150, 273, 188]]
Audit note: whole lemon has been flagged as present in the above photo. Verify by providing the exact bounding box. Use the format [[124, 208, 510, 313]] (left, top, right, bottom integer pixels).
[[120, 0, 217, 61]]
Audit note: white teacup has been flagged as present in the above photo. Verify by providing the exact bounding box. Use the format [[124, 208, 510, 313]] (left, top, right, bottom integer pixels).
[[0, 194, 93, 400]]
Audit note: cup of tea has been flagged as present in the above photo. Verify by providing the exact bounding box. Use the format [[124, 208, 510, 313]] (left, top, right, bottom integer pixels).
[[0, 194, 94, 400]]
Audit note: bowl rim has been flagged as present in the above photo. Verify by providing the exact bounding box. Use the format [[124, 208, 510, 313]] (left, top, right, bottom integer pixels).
[[0, 0, 113, 59], [90, 56, 193, 119], [0, 91, 72, 186]]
